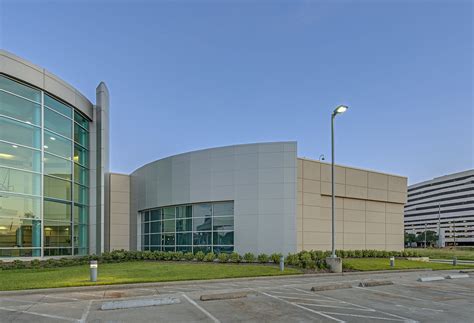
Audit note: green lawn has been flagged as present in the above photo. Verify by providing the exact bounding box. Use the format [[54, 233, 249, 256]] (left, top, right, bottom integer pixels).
[[0, 262, 302, 291], [343, 258, 474, 271], [406, 248, 474, 261]]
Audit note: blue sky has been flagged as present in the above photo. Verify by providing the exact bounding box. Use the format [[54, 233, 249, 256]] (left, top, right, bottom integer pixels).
[[1, 0, 472, 184]]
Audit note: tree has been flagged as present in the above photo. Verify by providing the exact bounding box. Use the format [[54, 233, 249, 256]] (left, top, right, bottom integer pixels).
[[404, 232, 416, 245], [415, 230, 438, 247]]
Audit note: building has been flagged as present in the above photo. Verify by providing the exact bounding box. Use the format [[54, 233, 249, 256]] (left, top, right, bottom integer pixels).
[[404, 170, 474, 246], [0, 50, 407, 258], [0, 50, 109, 257]]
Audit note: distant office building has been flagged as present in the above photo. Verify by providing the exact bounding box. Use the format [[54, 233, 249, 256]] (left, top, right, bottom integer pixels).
[[404, 170, 474, 246]]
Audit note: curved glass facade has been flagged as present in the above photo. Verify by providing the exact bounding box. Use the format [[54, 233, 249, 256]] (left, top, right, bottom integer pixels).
[[0, 74, 90, 257], [140, 201, 234, 253]]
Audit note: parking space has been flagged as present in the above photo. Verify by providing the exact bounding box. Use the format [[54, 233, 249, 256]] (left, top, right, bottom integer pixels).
[[0, 270, 473, 322]]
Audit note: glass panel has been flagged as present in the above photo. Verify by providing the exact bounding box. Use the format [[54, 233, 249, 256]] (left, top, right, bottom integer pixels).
[[144, 222, 149, 234], [162, 220, 175, 233], [43, 248, 72, 256], [162, 207, 175, 220], [43, 221, 72, 247], [44, 175, 71, 201], [162, 233, 175, 245], [74, 163, 89, 186], [163, 246, 175, 252], [193, 203, 211, 217], [150, 209, 161, 221], [213, 246, 233, 254], [193, 217, 212, 231], [150, 221, 161, 233], [0, 91, 41, 125], [193, 232, 211, 245], [44, 108, 72, 138], [213, 217, 234, 231], [74, 183, 88, 205], [0, 248, 41, 257], [0, 194, 41, 219], [0, 116, 40, 148], [176, 232, 192, 245], [44, 153, 71, 180], [44, 200, 71, 222], [0, 218, 41, 248], [176, 218, 192, 232], [177, 246, 192, 252], [213, 201, 234, 216], [74, 144, 88, 167], [44, 130, 72, 159], [193, 246, 211, 253], [143, 234, 149, 245], [73, 204, 88, 224], [144, 211, 150, 222], [176, 205, 192, 218], [0, 75, 41, 102], [44, 94, 72, 118], [150, 234, 161, 245], [74, 111, 89, 130], [0, 141, 40, 172], [73, 224, 88, 249], [74, 125, 89, 147], [0, 167, 41, 195], [213, 231, 234, 245]]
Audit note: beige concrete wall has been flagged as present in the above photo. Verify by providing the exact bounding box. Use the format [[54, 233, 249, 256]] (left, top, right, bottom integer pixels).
[[297, 158, 407, 252], [107, 173, 131, 251]]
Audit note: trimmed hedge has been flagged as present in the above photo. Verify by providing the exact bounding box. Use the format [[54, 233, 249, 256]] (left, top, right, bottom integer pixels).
[[0, 249, 421, 271]]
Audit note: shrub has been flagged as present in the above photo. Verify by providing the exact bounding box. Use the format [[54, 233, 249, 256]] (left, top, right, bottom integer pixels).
[[30, 259, 41, 269], [229, 252, 241, 263], [299, 251, 314, 269], [12, 259, 26, 269], [183, 252, 195, 261], [257, 253, 269, 263], [243, 252, 256, 263], [172, 251, 184, 261], [285, 253, 300, 266], [195, 251, 206, 261], [270, 253, 283, 264], [203, 252, 216, 262], [217, 253, 229, 263]]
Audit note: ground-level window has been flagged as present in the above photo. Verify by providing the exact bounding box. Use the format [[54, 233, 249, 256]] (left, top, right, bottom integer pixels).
[[140, 201, 234, 253]]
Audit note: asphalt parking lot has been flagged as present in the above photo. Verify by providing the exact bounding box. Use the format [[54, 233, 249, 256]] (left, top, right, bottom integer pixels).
[[0, 269, 473, 322]]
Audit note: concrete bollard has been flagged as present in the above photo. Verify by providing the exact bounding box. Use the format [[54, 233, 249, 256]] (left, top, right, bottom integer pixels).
[[90, 260, 98, 282], [453, 257, 457, 266], [390, 257, 395, 268], [279, 256, 285, 272]]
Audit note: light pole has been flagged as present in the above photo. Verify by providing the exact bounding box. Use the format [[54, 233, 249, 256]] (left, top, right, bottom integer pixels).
[[331, 105, 348, 259], [438, 203, 441, 248]]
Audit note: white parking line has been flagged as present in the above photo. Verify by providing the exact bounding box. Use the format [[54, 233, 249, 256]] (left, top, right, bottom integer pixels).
[[259, 291, 345, 323], [182, 293, 220, 323], [275, 295, 344, 303], [319, 311, 408, 322], [0, 305, 77, 322], [296, 302, 376, 312], [79, 300, 93, 323]]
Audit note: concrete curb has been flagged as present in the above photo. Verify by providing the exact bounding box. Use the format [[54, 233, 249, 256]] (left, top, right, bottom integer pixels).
[[101, 297, 180, 310], [358, 280, 394, 287], [310, 283, 352, 292], [417, 276, 445, 282], [200, 291, 251, 301], [445, 274, 470, 279], [0, 268, 434, 296]]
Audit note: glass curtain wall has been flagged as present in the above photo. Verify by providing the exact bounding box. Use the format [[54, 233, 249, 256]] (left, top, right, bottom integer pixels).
[[141, 201, 234, 253], [0, 74, 90, 257]]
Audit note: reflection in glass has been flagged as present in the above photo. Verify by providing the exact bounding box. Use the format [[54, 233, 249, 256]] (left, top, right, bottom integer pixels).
[[74, 183, 88, 205], [213, 231, 234, 245], [44, 153, 72, 180], [213, 217, 234, 231], [0, 75, 41, 102], [0, 194, 41, 219], [0, 91, 41, 125], [213, 202, 234, 216], [0, 116, 41, 149], [44, 200, 71, 222], [74, 111, 89, 130], [44, 130, 72, 159], [44, 175, 71, 201], [176, 218, 192, 232], [44, 94, 72, 118], [74, 144, 88, 167], [193, 217, 212, 231], [0, 141, 41, 172], [162, 220, 175, 233], [176, 205, 192, 218], [0, 218, 41, 250], [74, 163, 89, 186], [193, 232, 211, 245], [44, 108, 72, 138], [162, 207, 175, 220], [193, 203, 211, 218], [74, 125, 89, 147], [0, 167, 41, 195]]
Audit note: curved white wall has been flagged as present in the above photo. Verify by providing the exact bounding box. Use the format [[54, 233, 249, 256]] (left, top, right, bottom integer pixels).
[[130, 142, 297, 254]]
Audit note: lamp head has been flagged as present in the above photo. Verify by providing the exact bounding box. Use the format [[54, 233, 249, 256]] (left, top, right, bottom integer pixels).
[[333, 105, 349, 116]]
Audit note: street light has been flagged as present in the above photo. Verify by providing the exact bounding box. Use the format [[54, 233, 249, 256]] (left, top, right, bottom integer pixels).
[[331, 105, 348, 259]]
